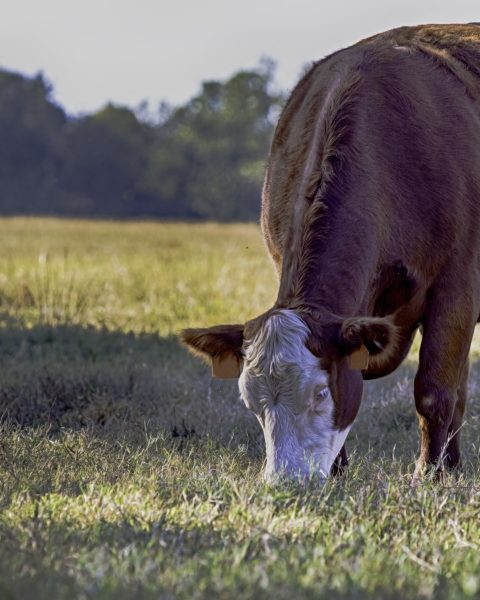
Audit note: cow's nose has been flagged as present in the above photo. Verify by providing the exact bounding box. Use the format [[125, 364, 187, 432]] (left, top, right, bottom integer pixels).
[[264, 461, 309, 484]]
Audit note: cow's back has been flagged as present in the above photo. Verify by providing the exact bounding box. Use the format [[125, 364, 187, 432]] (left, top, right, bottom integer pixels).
[[262, 24, 480, 276]]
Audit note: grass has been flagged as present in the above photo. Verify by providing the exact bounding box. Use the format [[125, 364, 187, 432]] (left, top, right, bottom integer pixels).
[[0, 217, 480, 599]]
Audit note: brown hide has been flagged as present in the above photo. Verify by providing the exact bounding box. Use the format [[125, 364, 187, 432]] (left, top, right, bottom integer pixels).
[[261, 24, 480, 471]]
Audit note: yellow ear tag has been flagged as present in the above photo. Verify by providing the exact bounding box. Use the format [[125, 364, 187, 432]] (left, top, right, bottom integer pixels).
[[348, 344, 369, 370], [211, 352, 242, 379]]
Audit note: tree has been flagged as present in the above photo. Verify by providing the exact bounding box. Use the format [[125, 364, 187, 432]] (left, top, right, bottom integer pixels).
[[0, 70, 66, 213], [61, 104, 153, 216], [0, 62, 284, 220], [143, 60, 283, 220]]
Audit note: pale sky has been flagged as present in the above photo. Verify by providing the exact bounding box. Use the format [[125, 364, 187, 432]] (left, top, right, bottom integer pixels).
[[1, 0, 479, 116]]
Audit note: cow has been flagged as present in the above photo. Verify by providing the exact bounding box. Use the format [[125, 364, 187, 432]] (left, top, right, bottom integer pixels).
[[181, 24, 480, 483]]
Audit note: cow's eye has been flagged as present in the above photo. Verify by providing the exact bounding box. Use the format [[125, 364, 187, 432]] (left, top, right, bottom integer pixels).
[[317, 387, 329, 401]]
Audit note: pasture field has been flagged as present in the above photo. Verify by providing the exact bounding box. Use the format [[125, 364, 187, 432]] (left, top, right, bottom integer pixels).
[[0, 218, 480, 599]]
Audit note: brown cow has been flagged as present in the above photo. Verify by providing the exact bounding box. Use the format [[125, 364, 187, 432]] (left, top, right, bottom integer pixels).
[[182, 24, 480, 482]]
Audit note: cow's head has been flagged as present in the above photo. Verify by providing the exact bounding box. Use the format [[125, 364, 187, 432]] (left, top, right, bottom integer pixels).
[[181, 309, 396, 483]]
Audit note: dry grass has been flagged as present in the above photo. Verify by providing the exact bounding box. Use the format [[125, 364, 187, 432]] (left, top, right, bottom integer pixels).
[[0, 218, 479, 599]]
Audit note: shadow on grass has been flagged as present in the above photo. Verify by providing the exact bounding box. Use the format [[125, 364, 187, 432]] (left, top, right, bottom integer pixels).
[[0, 319, 479, 465], [0, 321, 260, 449], [357, 359, 480, 465]]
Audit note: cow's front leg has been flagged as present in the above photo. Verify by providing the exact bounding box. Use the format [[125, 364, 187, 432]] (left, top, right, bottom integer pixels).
[[414, 381, 457, 478], [413, 285, 476, 481]]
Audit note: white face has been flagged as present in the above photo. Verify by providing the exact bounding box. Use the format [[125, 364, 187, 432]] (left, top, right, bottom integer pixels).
[[239, 309, 351, 483]]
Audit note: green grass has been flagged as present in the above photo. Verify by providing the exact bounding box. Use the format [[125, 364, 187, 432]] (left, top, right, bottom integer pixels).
[[0, 217, 480, 599]]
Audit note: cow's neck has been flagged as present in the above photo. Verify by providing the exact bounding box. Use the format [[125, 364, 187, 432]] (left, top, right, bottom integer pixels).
[[273, 65, 374, 319], [276, 204, 374, 318]]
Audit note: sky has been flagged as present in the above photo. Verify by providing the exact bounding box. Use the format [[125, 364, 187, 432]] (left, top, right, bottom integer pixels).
[[1, 0, 479, 116]]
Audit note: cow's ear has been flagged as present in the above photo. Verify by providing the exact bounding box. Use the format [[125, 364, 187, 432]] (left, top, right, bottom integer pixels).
[[180, 324, 244, 376], [339, 316, 397, 357]]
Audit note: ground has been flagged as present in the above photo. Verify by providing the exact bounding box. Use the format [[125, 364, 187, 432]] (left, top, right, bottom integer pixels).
[[0, 218, 479, 599]]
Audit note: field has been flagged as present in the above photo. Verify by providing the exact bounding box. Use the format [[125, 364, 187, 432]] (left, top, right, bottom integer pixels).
[[0, 218, 480, 599]]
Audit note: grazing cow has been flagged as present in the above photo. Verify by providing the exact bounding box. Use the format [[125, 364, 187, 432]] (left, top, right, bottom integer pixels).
[[182, 24, 480, 482]]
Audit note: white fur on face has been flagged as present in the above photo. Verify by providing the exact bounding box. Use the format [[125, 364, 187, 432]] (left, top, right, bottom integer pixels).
[[239, 309, 350, 482]]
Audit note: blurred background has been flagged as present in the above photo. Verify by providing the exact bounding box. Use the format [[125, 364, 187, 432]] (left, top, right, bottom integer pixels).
[[1, 0, 479, 222]]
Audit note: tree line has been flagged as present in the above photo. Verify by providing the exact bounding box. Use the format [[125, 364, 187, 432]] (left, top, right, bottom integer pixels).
[[0, 61, 284, 221]]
